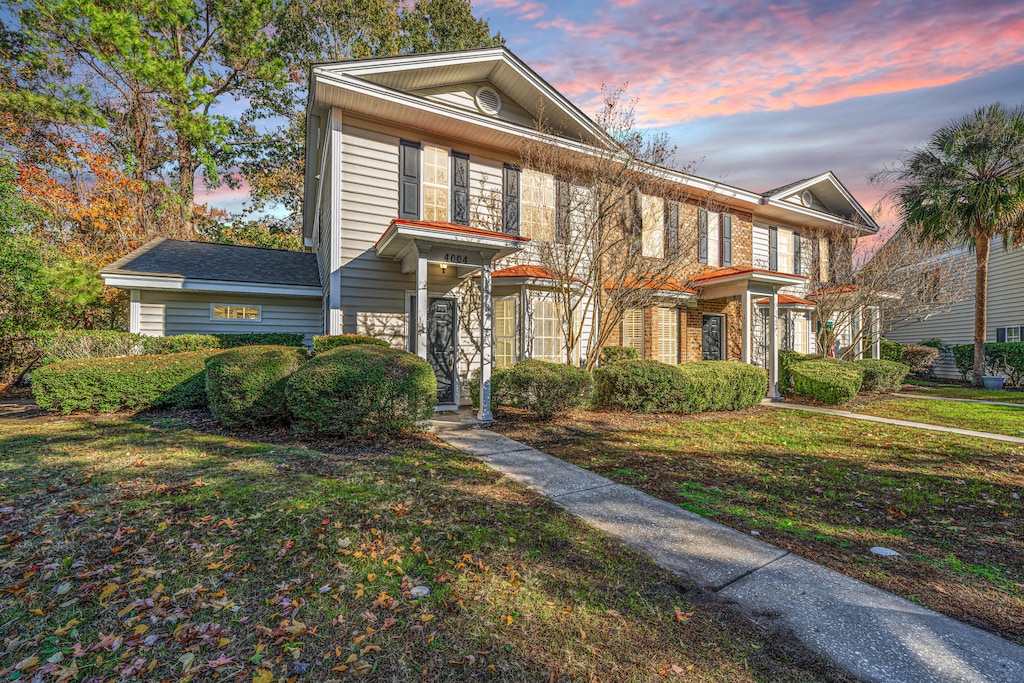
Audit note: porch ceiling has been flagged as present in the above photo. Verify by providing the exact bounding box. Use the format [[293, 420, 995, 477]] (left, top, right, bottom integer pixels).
[[375, 219, 528, 274]]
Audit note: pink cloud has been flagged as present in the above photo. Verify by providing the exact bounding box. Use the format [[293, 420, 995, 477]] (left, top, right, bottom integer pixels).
[[515, 1, 1024, 126]]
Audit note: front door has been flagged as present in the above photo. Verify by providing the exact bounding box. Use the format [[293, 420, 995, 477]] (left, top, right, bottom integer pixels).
[[427, 297, 458, 405], [702, 314, 724, 360]]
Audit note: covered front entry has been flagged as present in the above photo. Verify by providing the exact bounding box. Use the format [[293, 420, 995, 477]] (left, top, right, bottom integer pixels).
[[376, 219, 528, 420]]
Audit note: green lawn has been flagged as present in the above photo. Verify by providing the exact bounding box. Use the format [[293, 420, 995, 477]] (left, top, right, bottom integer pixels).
[[495, 408, 1024, 646], [856, 398, 1024, 437], [0, 411, 844, 682], [902, 380, 1024, 404]]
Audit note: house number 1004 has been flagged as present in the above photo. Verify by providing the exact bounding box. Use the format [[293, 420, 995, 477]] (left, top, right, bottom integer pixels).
[[444, 253, 470, 264]]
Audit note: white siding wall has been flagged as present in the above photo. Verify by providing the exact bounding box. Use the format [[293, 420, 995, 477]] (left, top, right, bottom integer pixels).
[[752, 223, 770, 270], [137, 291, 322, 343]]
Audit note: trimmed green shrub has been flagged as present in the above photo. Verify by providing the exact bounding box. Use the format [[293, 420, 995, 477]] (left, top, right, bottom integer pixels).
[[953, 344, 974, 382], [594, 360, 767, 413], [984, 342, 1024, 387], [676, 361, 768, 412], [855, 359, 910, 392], [313, 334, 390, 354], [600, 346, 639, 365], [32, 350, 220, 414], [863, 337, 904, 361], [491, 359, 592, 419], [205, 345, 309, 427], [593, 360, 686, 413], [286, 345, 435, 438], [27, 330, 305, 365], [919, 338, 949, 352], [790, 359, 863, 405], [900, 345, 940, 375], [778, 350, 805, 395]]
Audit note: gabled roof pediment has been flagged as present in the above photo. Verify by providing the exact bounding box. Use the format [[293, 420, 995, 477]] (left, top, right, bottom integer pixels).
[[311, 47, 613, 147], [763, 171, 878, 231]]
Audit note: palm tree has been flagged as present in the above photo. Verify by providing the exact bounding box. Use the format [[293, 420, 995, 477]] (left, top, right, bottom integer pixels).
[[875, 104, 1024, 385]]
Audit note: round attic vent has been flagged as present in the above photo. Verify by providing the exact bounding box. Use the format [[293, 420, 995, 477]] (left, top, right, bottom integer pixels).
[[475, 86, 502, 116], [801, 190, 814, 207]]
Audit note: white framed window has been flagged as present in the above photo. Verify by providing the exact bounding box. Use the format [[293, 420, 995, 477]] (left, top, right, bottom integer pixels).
[[622, 308, 644, 355], [806, 317, 816, 354], [819, 237, 830, 281], [494, 296, 519, 369], [642, 194, 664, 258], [522, 168, 555, 241], [532, 299, 564, 362], [422, 144, 449, 222], [1007, 326, 1021, 343], [211, 304, 261, 321], [777, 228, 795, 274], [655, 307, 678, 364], [707, 211, 721, 266], [794, 312, 807, 354]]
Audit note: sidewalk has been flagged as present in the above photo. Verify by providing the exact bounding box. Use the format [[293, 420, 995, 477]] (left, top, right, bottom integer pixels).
[[765, 401, 1024, 444], [435, 420, 1024, 683]]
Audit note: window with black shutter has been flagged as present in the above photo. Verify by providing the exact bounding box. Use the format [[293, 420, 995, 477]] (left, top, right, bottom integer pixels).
[[450, 152, 470, 226], [769, 226, 778, 271], [502, 164, 520, 235], [698, 208, 708, 264], [793, 232, 802, 275], [555, 177, 570, 243], [664, 200, 679, 258], [722, 214, 733, 267], [997, 327, 1007, 343], [398, 140, 421, 220]]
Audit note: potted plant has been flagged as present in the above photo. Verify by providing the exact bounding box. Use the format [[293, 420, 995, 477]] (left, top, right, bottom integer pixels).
[[981, 355, 1006, 390]]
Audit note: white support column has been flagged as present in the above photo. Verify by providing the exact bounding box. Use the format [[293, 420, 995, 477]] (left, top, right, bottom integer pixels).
[[871, 308, 882, 359], [741, 290, 752, 364], [768, 291, 780, 399], [129, 289, 141, 334], [478, 262, 493, 423], [853, 306, 864, 360], [415, 253, 428, 361]]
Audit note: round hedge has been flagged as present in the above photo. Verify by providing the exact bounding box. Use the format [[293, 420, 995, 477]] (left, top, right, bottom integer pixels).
[[790, 359, 863, 405], [286, 345, 436, 438], [491, 359, 593, 419], [855, 358, 910, 392], [205, 345, 310, 427]]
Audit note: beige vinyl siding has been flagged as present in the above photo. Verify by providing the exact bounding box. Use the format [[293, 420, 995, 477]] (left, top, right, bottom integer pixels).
[[137, 291, 322, 343], [469, 156, 504, 231], [752, 223, 771, 270], [410, 81, 536, 128]]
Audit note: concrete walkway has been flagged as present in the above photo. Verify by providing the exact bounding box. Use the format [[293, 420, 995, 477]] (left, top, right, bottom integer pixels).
[[766, 401, 1024, 444], [896, 392, 1024, 408], [434, 421, 1024, 683]]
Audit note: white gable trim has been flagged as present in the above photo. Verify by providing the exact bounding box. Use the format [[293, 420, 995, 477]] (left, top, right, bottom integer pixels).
[[765, 171, 878, 231]]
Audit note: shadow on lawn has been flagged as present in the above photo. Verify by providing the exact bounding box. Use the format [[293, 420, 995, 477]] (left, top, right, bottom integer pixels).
[[0, 411, 850, 682]]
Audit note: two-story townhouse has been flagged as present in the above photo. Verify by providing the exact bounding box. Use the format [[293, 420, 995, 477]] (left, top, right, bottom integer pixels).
[[101, 47, 879, 420]]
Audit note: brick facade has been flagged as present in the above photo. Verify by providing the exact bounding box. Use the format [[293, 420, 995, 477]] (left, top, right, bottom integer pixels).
[[683, 297, 743, 363]]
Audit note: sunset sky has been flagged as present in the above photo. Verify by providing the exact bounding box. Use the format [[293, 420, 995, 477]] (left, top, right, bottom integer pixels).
[[210, 0, 1024, 233]]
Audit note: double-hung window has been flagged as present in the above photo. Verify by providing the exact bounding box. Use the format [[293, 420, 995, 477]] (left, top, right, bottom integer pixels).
[[622, 308, 644, 356], [398, 141, 470, 224], [769, 226, 799, 273], [997, 326, 1022, 343], [698, 209, 732, 266], [422, 145, 449, 222], [521, 168, 555, 241], [494, 296, 519, 369], [655, 308, 678, 364], [641, 195, 664, 258], [532, 299, 563, 362]]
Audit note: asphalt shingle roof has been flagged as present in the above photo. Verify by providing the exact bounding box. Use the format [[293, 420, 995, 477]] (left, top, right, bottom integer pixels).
[[101, 238, 321, 288]]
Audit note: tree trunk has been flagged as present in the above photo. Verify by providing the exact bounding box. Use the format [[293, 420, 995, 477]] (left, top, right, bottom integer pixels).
[[972, 232, 991, 386], [177, 142, 196, 240]]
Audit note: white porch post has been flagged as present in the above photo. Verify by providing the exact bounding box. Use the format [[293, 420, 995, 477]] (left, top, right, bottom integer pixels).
[[741, 290, 752, 364], [853, 306, 864, 360], [871, 308, 882, 359], [478, 262, 493, 422], [415, 252, 428, 361], [768, 291, 780, 399], [129, 289, 141, 334]]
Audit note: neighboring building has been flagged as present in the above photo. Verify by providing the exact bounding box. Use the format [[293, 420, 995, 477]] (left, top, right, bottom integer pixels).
[[102, 47, 879, 418], [889, 240, 1021, 380]]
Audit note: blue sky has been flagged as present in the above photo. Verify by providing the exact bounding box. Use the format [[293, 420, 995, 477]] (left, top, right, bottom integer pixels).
[[204, 0, 1024, 231]]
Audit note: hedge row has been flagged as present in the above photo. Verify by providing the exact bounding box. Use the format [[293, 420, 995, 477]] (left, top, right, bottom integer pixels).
[[593, 360, 767, 414], [790, 359, 863, 405], [205, 345, 310, 427], [312, 334, 390, 354], [490, 359, 593, 419], [32, 350, 221, 414], [953, 342, 1024, 386], [856, 359, 910, 392], [27, 329, 305, 365]]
